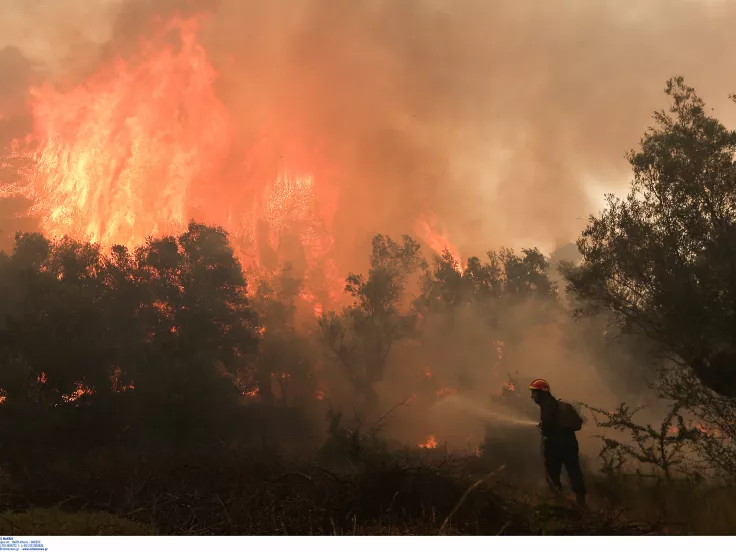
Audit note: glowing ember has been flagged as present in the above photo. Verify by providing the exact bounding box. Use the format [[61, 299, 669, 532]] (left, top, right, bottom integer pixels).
[[435, 387, 457, 398], [62, 382, 93, 403], [418, 435, 438, 449], [495, 341, 504, 360], [423, 369, 432, 379], [315, 390, 324, 401], [244, 386, 259, 398]]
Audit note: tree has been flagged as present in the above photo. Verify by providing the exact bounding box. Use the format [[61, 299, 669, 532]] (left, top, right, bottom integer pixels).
[[252, 262, 317, 407], [320, 234, 426, 403], [130, 222, 259, 433], [420, 247, 556, 313], [0, 222, 260, 443], [563, 77, 736, 397]]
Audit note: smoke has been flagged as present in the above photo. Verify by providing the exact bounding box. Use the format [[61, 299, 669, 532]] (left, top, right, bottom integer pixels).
[[2, 0, 736, 259], [1, 0, 734, 467]]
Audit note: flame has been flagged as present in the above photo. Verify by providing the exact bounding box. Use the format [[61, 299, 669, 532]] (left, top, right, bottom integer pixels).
[[244, 386, 259, 398], [10, 15, 343, 311], [423, 369, 432, 379], [315, 390, 324, 401], [110, 368, 135, 393], [418, 435, 438, 449], [695, 423, 721, 438], [502, 381, 516, 392], [415, 214, 464, 272], [436, 387, 457, 398], [62, 382, 93, 403]]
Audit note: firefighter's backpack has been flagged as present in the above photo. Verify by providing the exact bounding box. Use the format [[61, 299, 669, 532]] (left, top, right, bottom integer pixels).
[[557, 400, 583, 432]]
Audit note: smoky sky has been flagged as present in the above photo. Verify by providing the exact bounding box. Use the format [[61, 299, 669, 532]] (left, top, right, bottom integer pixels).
[[1, 0, 736, 261]]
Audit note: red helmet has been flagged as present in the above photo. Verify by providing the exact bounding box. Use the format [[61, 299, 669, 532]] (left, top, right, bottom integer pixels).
[[528, 379, 550, 392]]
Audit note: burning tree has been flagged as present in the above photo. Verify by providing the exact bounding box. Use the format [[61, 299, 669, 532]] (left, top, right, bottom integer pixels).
[[319, 234, 426, 404]]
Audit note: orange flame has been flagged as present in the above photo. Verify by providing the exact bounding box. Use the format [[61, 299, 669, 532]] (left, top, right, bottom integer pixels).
[[414, 214, 463, 272], [695, 424, 721, 438], [418, 435, 438, 449], [62, 382, 93, 403], [11, 15, 343, 312]]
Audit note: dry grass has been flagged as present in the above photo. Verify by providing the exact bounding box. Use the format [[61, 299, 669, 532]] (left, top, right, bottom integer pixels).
[[0, 446, 663, 536], [588, 475, 736, 535], [0, 508, 157, 536]]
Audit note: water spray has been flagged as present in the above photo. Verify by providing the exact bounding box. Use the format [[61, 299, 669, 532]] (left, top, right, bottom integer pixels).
[[432, 395, 538, 427]]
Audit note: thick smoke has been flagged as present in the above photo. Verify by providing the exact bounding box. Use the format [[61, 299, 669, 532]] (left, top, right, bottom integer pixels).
[[1, 0, 735, 464], [2, 0, 736, 259]]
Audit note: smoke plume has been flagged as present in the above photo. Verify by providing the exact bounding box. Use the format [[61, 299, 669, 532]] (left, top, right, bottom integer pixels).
[[2, 0, 736, 259], [1, 0, 734, 462]]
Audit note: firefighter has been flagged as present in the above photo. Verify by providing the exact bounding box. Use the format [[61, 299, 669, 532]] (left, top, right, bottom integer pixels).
[[529, 378, 587, 507]]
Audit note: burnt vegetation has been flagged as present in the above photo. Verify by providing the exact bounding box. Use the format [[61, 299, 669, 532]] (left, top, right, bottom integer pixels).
[[0, 77, 736, 535]]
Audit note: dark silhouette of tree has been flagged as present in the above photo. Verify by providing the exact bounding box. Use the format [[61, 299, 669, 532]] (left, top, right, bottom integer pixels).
[[419, 247, 557, 315], [253, 263, 317, 407], [320, 234, 426, 403], [562, 77, 736, 397], [0, 221, 260, 443]]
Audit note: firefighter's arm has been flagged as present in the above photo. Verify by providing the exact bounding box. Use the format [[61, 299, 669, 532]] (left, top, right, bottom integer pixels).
[[539, 401, 556, 432]]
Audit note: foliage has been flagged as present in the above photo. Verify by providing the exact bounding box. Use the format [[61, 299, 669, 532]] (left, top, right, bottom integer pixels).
[[0, 221, 260, 445], [563, 77, 736, 397], [583, 401, 702, 480], [657, 370, 736, 476], [319, 234, 426, 402], [252, 263, 317, 406], [419, 247, 557, 314]]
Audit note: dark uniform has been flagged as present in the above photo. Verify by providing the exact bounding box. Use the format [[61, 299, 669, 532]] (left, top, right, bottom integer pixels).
[[537, 393, 586, 503]]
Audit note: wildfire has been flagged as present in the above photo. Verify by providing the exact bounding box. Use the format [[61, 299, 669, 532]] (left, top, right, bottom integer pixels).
[[415, 214, 463, 272], [244, 386, 260, 398], [418, 435, 438, 449], [9, 14, 343, 312], [695, 424, 721, 438], [62, 382, 93, 403]]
